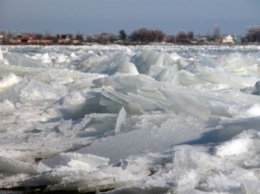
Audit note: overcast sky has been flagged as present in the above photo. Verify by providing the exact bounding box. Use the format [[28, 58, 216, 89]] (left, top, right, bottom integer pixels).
[[0, 0, 259, 35]]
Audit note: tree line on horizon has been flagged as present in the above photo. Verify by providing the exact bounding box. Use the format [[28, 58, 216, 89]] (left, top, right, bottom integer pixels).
[[1, 26, 260, 45]]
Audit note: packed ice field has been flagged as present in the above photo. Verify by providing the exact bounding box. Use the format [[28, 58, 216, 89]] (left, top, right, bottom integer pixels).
[[0, 44, 260, 193]]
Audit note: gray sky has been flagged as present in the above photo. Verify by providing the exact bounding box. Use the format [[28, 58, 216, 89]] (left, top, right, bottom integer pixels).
[[0, 0, 259, 35]]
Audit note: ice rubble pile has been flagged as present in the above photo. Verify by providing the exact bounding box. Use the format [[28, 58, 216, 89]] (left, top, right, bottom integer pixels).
[[0, 45, 260, 193]]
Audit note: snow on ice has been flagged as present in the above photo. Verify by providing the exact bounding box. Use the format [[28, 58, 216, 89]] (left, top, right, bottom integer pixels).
[[0, 45, 260, 193]]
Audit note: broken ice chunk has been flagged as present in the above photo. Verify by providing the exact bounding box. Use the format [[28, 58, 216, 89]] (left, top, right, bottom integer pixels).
[[115, 107, 127, 134]]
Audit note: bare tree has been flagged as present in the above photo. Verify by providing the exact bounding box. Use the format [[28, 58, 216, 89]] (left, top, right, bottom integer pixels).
[[131, 28, 165, 43], [187, 31, 194, 41], [213, 25, 221, 41], [245, 26, 260, 42], [165, 35, 176, 43], [96, 33, 117, 44], [175, 31, 188, 43]]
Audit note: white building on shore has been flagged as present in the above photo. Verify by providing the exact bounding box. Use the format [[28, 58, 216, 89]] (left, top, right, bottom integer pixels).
[[222, 34, 234, 44]]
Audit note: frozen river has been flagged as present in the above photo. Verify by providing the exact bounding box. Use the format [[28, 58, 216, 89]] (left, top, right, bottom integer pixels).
[[0, 44, 260, 193]]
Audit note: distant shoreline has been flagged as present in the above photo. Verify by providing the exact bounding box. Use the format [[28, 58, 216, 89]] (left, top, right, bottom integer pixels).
[[1, 41, 260, 46], [1, 26, 260, 46]]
